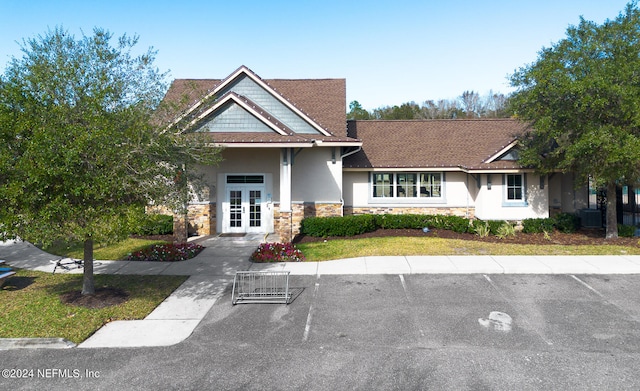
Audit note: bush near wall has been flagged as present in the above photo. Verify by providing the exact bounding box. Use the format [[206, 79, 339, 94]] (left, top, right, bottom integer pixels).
[[132, 214, 174, 236], [618, 224, 636, 238], [301, 214, 474, 237], [522, 213, 581, 234], [300, 215, 376, 237]]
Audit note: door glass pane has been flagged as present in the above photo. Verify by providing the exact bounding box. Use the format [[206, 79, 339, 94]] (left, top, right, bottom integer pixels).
[[249, 190, 261, 227], [229, 190, 242, 227]]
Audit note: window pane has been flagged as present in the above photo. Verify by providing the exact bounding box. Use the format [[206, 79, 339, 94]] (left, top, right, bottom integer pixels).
[[506, 174, 523, 201], [373, 173, 392, 197], [396, 173, 416, 197], [419, 173, 441, 197]]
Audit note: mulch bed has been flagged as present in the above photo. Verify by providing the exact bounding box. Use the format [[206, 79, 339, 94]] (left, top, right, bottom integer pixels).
[[293, 228, 640, 247], [60, 287, 129, 309]]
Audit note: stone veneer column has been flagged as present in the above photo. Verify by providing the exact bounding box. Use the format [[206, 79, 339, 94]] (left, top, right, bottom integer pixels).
[[187, 203, 216, 236], [173, 214, 188, 243], [276, 211, 293, 242]]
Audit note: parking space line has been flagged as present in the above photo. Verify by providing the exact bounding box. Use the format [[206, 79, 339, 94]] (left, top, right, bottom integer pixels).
[[569, 275, 603, 297], [569, 275, 640, 322], [303, 275, 321, 342], [483, 274, 554, 346], [398, 274, 426, 338]]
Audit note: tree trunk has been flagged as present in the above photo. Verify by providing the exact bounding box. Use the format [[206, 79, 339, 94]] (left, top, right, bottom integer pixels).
[[605, 181, 619, 239], [81, 237, 95, 295]]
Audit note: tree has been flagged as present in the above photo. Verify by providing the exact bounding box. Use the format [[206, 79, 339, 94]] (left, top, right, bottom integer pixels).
[[0, 27, 221, 294], [459, 90, 483, 118], [509, 2, 640, 238], [347, 100, 371, 120]]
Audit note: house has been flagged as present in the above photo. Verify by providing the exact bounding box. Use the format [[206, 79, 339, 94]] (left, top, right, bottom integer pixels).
[[163, 66, 589, 242]]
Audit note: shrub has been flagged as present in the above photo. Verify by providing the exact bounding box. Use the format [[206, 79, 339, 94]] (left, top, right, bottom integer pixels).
[[301, 215, 376, 237], [496, 222, 516, 239], [472, 221, 490, 237], [375, 214, 427, 229], [427, 215, 471, 233], [251, 242, 305, 262], [522, 218, 555, 233], [133, 214, 174, 236], [126, 242, 203, 262], [554, 213, 581, 233], [618, 224, 636, 238]]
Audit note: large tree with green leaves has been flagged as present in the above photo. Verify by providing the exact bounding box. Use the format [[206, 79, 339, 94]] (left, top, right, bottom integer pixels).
[[0, 27, 221, 294], [509, 2, 640, 238]]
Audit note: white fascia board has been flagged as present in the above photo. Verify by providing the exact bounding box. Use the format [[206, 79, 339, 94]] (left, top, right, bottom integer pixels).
[[465, 168, 533, 174], [484, 140, 519, 163], [208, 142, 315, 148], [343, 167, 464, 172], [190, 93, 289, 135]]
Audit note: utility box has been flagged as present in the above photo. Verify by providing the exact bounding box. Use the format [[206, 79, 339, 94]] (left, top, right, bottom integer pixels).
[[580, 209, 602, 228]]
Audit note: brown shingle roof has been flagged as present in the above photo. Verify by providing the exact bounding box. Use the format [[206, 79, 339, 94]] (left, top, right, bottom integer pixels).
[[344, 119, 528, 171]]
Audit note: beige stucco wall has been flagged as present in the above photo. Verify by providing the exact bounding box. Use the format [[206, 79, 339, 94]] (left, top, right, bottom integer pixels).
[[292, 147, 343, 203], [198, 148, 281, 203], [474, 173, 549, 220], [344, 170, 551, 221], [191, 147, 343, 235], [342, 171, 475, 215]]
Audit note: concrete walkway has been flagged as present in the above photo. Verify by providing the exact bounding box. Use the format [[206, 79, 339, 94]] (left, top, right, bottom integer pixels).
[[2, 235, 640, 349]]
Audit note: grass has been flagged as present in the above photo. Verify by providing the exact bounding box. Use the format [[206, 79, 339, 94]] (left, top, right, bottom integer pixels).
[[296, 236, 640, 262], [0, 269, 187, 343], [44, 238, 170, 260]]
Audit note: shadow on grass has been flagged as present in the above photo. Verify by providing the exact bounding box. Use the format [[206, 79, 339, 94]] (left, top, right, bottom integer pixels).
[[1, 276, 37, 291]]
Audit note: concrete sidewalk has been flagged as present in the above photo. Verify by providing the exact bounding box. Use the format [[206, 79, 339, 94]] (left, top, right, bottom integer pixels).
[[2, 236, 640, 349]]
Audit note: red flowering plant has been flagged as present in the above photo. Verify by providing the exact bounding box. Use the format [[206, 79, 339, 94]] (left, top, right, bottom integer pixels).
[[126, 242, 204, 262], [251, 242, 305, 263]]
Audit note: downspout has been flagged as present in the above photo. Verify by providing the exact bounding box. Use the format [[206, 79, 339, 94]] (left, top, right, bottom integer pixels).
[[339, 146, 363, 215]]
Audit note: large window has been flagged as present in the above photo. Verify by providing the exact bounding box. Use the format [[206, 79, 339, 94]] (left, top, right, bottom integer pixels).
[[372, 172, 442, 199]]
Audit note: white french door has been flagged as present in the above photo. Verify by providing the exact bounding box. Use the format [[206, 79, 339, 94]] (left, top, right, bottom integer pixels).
[[225, 186, 264, 234]]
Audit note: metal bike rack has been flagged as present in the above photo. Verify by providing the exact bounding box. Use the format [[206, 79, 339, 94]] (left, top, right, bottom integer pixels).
[[231, 271, 291, 305]]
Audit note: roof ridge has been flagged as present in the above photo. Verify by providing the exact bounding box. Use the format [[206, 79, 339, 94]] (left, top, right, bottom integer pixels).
[[348, 118, 519, 122]]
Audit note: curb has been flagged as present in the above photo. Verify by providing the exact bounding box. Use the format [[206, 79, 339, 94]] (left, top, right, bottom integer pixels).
[[0, 338, 76, 350]]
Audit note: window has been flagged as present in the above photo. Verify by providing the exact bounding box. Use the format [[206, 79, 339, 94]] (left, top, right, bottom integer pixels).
[[505, 174, 524, 201], [227, 175, 264, 184], [372, 172, 442, 199]]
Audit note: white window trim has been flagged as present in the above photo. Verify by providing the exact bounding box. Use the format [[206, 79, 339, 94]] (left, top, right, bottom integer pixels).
[[503, 173, 528, 207], [369, 172, 446, 204]]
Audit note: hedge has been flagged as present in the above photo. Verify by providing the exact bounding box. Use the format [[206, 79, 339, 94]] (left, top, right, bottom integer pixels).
[[300, 214, 474, 237]]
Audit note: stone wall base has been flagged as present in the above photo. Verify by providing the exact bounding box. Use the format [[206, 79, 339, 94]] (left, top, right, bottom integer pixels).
[[274, 202, 342, 242], [344, 206, 475, 219]]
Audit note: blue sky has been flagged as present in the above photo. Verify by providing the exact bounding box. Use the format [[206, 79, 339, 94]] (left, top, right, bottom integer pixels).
[[0, 0, 633, 110]]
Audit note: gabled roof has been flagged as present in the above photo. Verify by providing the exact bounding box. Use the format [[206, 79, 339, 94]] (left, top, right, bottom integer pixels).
[[162, 66, 360, 147], [344, 119, 528, 172]]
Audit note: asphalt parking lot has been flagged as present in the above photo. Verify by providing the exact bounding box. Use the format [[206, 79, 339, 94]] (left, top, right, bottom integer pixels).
[[2, 273, 640, 390]]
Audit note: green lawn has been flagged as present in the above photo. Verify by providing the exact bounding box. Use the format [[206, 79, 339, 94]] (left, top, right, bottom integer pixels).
[[44, 237, 170, 260], [0, 269, 187, 343], [296, 236, 640, 262]]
